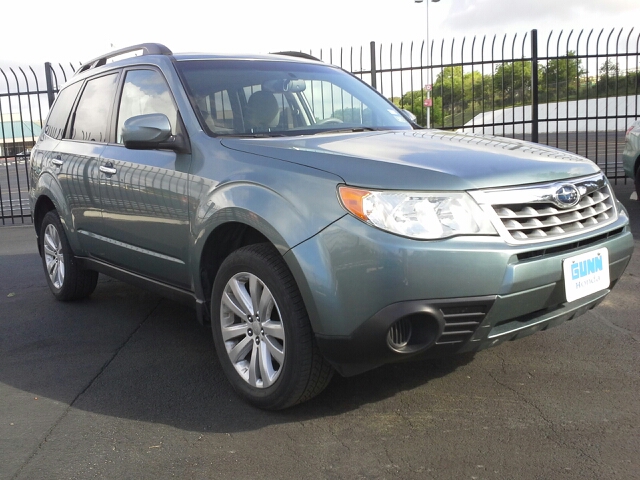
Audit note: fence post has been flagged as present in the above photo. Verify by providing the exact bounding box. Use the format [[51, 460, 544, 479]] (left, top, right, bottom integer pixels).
[[370, 41, 377, 89], [530, 29, 539, 143], [44, 62, 56, 108]]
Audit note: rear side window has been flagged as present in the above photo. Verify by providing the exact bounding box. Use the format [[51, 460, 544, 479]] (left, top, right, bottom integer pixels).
[[70, 73, 119, 143], [44, 81, 82, 140], [116, 69, 177, 143]]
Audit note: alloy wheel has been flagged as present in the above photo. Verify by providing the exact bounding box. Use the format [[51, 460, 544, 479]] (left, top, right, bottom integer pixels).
[[43, 224, 65, 289], [220, 272, 286, 388]]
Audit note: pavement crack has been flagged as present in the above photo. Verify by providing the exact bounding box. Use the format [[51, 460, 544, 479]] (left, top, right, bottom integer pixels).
[[10, 298, 164, 480], [381, 445, 397, 471], [488, 371, 600, 476], [330, 429, 351, 453], [396, 395, 416, 429], [590, 309, 640, 342], [68, 298, 163, 407], [494, 350, 508, 374]]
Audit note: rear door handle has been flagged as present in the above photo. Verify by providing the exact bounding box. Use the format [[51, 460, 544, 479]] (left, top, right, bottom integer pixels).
[[99, 163, 117, 175], [51, 156, 63, 167]]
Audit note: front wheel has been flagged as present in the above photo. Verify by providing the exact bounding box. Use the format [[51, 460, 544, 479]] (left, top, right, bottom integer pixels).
[[211, 244, 333, 410], [39, 210, 98, 301]]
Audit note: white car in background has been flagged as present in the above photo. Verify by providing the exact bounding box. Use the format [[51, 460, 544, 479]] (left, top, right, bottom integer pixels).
[[623, 121, 640, 201]]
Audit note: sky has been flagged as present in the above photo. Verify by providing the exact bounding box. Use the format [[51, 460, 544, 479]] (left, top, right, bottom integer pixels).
[[2, 0, 639, 67]]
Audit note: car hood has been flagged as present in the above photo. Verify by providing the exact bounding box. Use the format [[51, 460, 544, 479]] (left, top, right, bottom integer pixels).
[[220, 130, 600, 190]]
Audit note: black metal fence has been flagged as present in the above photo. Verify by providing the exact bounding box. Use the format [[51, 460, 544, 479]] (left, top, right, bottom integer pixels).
[[1, 62, 76, 224], [310, 28, 639, 180], [1, 28, 639, 224]]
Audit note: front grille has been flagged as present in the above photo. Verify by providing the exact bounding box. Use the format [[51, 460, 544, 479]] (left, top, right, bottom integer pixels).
[[473, 173, 618, 244], [495, 189, 614, 240]]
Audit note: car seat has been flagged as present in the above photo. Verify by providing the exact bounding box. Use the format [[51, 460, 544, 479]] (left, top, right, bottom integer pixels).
[[245, 90, 280, 132]]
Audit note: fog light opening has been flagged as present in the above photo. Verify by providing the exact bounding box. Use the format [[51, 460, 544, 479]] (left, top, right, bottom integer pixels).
[[387, 317, 413, 349], [387, 313, 442, 353]]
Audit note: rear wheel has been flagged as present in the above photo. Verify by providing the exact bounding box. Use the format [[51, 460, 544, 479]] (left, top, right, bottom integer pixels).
[[211, 243, 333, 410], [40, 211, 98, 301], [635, 166, 640, 201]]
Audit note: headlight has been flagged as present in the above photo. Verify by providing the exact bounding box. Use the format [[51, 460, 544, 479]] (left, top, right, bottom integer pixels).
[[338, 186, 496, 239]]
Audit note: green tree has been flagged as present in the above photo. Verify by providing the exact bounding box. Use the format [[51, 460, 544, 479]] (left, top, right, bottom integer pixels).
[[493, 61, 533, 107], [461, 70, 494, 121], [540, 51, 583, 102], [432, 66, 499, 126], [392, 90, 442, 127], [433, 66, 464, 119], [594, 59, 621, 96]]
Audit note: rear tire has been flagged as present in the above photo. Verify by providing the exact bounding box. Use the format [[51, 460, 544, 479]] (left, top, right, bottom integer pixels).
[[211, 243, 333, 410], [40, 210, 98, 301], [635, 166, 640, 201]]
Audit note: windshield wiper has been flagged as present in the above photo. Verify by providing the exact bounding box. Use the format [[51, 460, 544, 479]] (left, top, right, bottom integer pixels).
[[312, 127, 379, 135], [220, 133, 287, 138], [220, 128, 379, 138]]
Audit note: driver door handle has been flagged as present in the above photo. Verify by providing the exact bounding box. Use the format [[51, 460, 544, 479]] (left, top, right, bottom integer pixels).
[[100, 163, 117, 176]]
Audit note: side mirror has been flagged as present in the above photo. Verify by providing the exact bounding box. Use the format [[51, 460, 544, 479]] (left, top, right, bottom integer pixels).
[[122, 113, 189, 152], [400, 109, 417, 124], [122, 113, 171, 148]]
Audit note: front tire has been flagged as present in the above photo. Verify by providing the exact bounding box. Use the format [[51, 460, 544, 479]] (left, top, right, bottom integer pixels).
[[211, 244, 333, 410], [40, 210, 98, 301]]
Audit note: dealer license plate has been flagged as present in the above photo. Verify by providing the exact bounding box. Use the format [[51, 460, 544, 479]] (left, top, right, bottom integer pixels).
[[562, 247, 610, 303]]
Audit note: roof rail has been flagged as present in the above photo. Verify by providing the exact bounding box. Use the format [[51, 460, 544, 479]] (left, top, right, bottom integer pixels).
[[75, 43, 172, 76], [271, 51, 322, 62]]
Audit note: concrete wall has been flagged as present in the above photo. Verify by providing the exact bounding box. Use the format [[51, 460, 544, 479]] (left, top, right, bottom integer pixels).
[[461, 95, 640, 134]]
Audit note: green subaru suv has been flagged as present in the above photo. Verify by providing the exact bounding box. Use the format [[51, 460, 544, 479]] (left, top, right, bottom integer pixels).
[[30, 44, 634, 409]]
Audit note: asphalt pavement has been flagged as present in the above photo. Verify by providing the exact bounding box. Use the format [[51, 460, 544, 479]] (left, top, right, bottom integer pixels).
[[1, 183, 639, 480]]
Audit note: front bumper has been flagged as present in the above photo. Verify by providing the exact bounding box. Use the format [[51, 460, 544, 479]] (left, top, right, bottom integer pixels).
[[622, 149, 635, 180], [285, 209, 634, 376], [316, 288, 613, 376], [622, 134, 639, 180]]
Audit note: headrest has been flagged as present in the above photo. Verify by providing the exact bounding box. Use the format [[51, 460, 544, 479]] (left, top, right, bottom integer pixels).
[[246, 90, 280, 129]]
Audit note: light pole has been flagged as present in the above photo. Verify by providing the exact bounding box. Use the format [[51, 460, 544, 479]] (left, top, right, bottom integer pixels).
[[415, 0, 440, 128]]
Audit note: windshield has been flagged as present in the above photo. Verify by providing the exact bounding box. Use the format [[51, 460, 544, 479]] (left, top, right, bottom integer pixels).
[[176, 59, 413, 136]]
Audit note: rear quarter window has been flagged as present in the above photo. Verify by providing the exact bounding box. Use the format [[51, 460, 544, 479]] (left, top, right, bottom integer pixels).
[[43, 81, 82, 140], [70, 73, 119, 143]]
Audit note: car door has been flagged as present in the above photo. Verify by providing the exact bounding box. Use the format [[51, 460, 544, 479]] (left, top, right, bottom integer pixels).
[[55, 72, 120, 255], [97, 68, 192, 289]]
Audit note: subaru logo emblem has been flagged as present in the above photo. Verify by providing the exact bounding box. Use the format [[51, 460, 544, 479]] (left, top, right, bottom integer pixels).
[[554, 184, 580, 208]]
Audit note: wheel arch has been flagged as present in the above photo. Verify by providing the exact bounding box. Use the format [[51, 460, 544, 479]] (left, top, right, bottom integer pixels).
[[32, 172, 80, 252], [33, 195, 56, 239], [198, 221, 273, 323], [191, 177, 344, 325]]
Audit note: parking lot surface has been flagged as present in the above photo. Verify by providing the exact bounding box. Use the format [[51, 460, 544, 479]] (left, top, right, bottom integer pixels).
[[1, 183, 639, 480]]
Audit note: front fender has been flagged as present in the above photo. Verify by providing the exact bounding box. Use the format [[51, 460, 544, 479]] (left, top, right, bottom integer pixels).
[[189, 163, 346, 301]]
